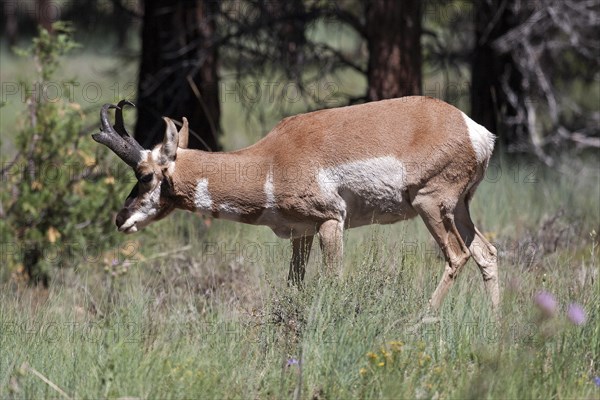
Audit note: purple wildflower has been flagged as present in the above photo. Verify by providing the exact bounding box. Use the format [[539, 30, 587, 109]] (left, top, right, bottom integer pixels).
[[567, 303, 586, 325], [286, 358, 299, 367], [593, 376, 600, 387], [534, 291, 557, 316]]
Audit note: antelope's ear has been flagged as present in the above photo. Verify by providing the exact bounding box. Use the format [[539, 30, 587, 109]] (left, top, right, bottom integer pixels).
[[178, 117, 189, 149], [160, 117, 179, 163]]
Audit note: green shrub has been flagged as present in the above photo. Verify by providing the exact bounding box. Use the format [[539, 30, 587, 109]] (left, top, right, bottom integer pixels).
[[1, 22, 130, 285]]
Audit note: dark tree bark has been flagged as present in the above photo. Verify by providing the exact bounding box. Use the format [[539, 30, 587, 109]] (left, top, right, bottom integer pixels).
[[109, 0, 139, 50], [135, 0, 220, 151], [3, 0, 18, 47], [37, 0, 54, 32], [265, 0, 306, 78], [471, 1, 527, 146], [365, 0, 422, 101]]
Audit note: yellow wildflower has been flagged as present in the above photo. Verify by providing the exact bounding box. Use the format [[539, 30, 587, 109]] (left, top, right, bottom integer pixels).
[[380, 349, 392, 363], [418, 353, 432, 367], [47, 226, 61, 243], [388, 341, 404, 352], [367, 352, 379, 362]]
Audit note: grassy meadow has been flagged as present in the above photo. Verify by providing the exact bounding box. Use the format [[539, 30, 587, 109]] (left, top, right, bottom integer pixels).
[[1, 42, 599, 399]]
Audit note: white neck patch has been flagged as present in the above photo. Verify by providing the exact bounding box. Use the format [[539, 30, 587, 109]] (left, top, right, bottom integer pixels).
[[194, 178, 212, 211], [264, 167, 275, 208]]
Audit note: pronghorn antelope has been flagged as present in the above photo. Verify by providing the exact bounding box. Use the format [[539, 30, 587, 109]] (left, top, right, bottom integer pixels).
[[93, 97, 499, 312]]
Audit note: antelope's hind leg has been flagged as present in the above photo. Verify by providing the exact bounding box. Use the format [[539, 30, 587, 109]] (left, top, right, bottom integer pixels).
[[454, 202, 500, 312], [412, 194, 471, 312]]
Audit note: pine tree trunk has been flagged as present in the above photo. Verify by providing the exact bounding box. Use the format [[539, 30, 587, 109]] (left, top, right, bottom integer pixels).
[[135, 0, 220, 151], [471, 1, 527, 146], [366, 0, 422, 101]]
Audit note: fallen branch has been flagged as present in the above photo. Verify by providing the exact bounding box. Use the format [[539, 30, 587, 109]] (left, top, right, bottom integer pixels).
[[22, 363, 72, 400]]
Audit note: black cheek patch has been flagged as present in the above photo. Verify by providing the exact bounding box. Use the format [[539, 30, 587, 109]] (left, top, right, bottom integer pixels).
[[155, 178, 176, 221], [127, 183, 140, 200], [160, 177, 175, 198]]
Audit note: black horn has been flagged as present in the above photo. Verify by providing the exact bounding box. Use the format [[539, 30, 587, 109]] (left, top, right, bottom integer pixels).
[[100, 103, 117, 133], [92, 102, 143, 168], [114, 100, 144, 153]]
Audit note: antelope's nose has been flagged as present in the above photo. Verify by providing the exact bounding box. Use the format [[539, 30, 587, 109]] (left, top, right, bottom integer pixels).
[[115, 210, 128, 229]]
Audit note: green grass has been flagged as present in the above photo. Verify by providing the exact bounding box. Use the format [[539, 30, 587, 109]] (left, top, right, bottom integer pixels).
[[1, 155, 598, 399]]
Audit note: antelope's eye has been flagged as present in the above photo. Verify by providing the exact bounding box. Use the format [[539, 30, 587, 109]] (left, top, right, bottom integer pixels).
[[139, 173, 153, 183]]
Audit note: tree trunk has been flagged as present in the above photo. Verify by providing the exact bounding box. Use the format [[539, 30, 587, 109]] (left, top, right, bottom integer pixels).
[[37, 0, 54, 32], [3, 0, 18, 47], [471, 0, 527, 146], [135, 0, 220, 151], [366, 0, 422, 101]]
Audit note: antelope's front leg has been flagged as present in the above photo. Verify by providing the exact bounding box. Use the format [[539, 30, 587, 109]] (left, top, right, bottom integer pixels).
[[318, 220, 344, 275], [288, 235, 314, 286]]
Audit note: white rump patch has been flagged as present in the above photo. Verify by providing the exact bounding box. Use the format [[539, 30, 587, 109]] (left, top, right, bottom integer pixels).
[[462, 112, 495, 164], [194, 178, 212, 211]]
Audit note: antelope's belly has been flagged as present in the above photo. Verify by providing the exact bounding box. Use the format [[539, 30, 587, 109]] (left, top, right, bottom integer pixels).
[[340, 186, 417, 227]]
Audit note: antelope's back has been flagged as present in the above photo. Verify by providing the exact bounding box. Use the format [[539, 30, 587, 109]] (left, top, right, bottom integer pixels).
[[260, 97, 494, 182]]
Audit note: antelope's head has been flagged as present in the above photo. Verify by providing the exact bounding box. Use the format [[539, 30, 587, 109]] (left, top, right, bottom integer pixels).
[[92, 101, 189, 233]]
